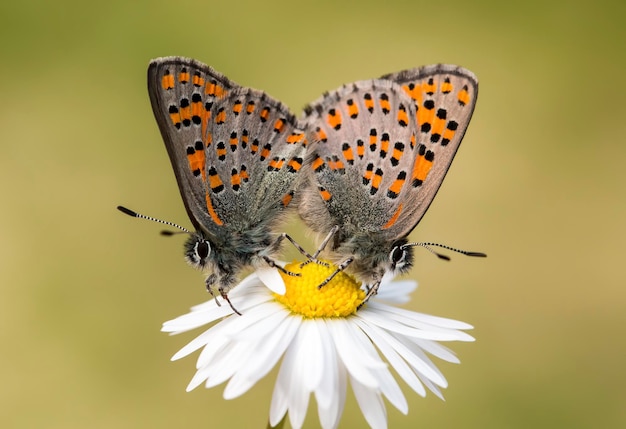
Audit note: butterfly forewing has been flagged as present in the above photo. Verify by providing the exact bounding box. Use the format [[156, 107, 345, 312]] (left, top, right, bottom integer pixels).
[[381, 64, 479, 238], [148, 57, 306, 238]]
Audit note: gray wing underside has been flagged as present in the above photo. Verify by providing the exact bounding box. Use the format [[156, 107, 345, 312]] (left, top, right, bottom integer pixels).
[[300, 64, 478, 240], [148, 57, 306, 237]]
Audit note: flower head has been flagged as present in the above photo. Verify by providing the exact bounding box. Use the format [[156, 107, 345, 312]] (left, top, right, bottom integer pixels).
[[162, 262, 474, 429]]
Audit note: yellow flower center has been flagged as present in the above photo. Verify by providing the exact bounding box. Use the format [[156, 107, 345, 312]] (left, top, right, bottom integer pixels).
[[273, 260, 366, 318]]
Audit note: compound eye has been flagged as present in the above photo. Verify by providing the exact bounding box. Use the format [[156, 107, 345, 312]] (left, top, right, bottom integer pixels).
[[389, 246, 406, 268], [196, 240, 210, 260]]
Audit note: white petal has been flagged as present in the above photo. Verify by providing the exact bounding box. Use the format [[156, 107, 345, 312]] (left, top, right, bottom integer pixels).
[[162, 301, 232, 334], [162, 289, 273, 334], [356, 316, 447, 386], [224, 315, 300, 399], [418, 372, 445, 400], [204, 340, 253, 389], [220, 301, 287, 339], [298, 320, 324, 391], [286, 329, 313, 429], [334, 318, 407, 413], [371, 302, 475, 331], [359, 303, 467, 341], [327, 319, 386, 388], [171, 325, 226, 361], [315, 323, 346, 429], [186, 364, 212, 391], [376, 366, 408, 414], [353, 318, 426, 397], [397, 335, 449, 388], [413, 339, 460, 364], [351, 375, 387, 429], [256, 266, 286, 295]]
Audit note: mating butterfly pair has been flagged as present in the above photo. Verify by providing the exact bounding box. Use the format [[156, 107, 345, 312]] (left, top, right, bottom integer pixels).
[[122, 56, 484, 314]]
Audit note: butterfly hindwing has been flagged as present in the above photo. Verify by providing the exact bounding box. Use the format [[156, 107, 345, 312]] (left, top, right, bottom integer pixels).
[[300, 79, 418, 238]]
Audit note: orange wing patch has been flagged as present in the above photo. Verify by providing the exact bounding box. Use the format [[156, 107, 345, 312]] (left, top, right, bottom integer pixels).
[[441, 77, 453, 94], [205, 192, 223, 226], [273, 118, 286, 133], [379, 93, 391, 114], [430, 108, 447, 142], [312, 154, 325, 172], [386, 171, 407, 199], [168, 105, 181, 129], [423, 77, 436, 95], [383, 204, 403, 229], [397, 103, 409, 127], [268, 157, 285, 171], [369, 128, 377, 151], [233, 100, 243, 115], [229, 131, 238, 152], [364, 92, 374, 113], [281, 191, 294, 207], [458, 85, 470, 106], [179, 98, 191, 127], [260, 143, 272, 161], [328, 155, 345, 173], [319, 186, 332, 202], [370, 167, 383, 195], [287, 156, 303, 173], [208, 166, 224, 193], [286, 131, 305, 144], [417, 99, 435, 133], [411, 146, 434, 187], [178, 68, 190, 84], [341, 142, 354, 165], [363, 163, 374, 185], [441, 120, 458, 146], [402, 83, 423, 104], [314, 127, 328, 143], [390, 141, 405, 167], [231, 168, 242, 191], [186, 141, 206, 180], [161, 71, 174, 90], [246, 100, 255, 114], [347, 98, 359, 119], [205, 80, 226, 98], [192, 71, 205, 88], [327, 108, 342, 130], [356, 139, 365, 159], [260, 106, 270, 123], [380, 133, 390, 158]]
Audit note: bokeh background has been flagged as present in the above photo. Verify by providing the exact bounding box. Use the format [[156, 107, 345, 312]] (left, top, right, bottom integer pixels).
[[2, 0, 625, 428]]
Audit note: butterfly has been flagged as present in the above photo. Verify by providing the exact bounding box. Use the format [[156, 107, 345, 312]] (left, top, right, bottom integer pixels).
[[298, 64, 485, 304], [145, 56, 307, 313]]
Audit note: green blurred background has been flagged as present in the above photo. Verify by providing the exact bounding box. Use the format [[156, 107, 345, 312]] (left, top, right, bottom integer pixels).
[[2, 0, 625, 427]]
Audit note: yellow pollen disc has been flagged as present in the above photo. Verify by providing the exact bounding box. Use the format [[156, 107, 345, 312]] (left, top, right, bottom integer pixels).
[[273, 260, 366, 318]]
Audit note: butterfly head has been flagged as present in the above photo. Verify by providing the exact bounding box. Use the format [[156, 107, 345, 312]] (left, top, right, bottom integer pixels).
[[337, 233, 414, 284], [184, 231, 213, 269]]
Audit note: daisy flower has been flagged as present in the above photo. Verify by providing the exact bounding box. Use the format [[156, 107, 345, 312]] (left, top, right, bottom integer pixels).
[[162, 262, 474, 429]]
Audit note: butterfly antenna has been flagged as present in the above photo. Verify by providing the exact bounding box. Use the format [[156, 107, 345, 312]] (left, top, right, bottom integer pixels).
[[117, 205, 190, 235], [404, 242, 486, 261]]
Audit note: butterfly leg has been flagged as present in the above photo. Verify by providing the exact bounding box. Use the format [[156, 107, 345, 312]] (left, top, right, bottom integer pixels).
[[317, 256, 354, 289], [272, 233, 316, 260], [300, 225, 340, 268], [205, 274, 223, 307], [357, 280, 382, 309], [262, 255, 301, 277], [219, 288, 242, 316]]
